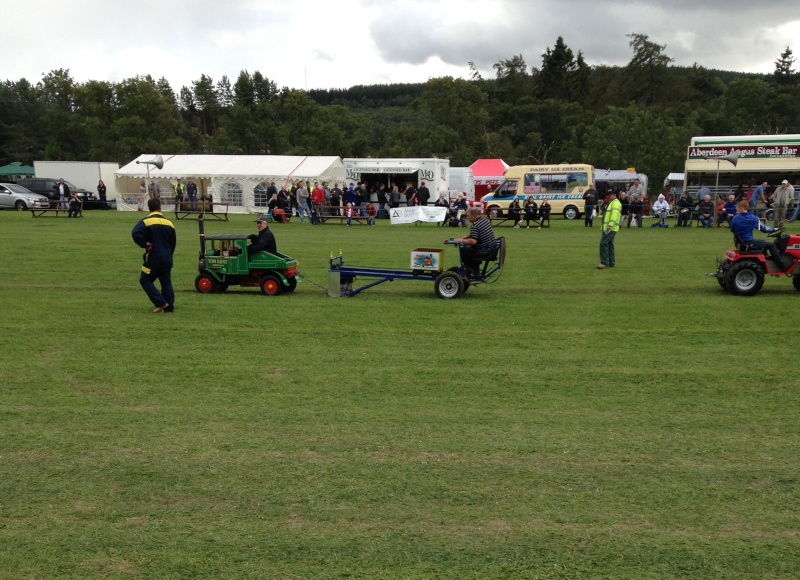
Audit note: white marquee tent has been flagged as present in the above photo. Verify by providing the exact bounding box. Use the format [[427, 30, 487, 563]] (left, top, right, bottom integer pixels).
[[114, 154, 345, 213]]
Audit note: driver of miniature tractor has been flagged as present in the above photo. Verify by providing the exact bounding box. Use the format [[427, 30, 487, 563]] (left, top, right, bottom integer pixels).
[[247, 216, 277, 257], [729, 200, 786, 268]]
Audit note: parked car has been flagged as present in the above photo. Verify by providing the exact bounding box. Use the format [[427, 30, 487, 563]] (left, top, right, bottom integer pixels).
[[0, 183, 50, 210], [16, 177, 110, 209]]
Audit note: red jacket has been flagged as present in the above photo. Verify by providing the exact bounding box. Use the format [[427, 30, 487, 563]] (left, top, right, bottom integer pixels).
[[312, 187, 324, 205]]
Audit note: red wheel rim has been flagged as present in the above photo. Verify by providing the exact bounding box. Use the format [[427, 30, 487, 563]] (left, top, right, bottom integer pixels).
[[265, 280, 277, 294], [198, 277, 213, 292]]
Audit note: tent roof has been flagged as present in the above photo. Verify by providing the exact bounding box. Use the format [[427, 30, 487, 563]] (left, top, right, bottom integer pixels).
[[0, 161, 35, 176], [664, 173, 685, 184], [469, 158, 509, 178], [115, 154, 343, 180]]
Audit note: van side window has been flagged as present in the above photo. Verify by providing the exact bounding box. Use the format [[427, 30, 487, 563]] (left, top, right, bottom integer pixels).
[[494, 180, 517, 199], [523, 173, 541, 195]]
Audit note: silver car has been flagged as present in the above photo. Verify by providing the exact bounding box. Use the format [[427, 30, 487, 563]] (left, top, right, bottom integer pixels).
[[0, 183, 51, 210]]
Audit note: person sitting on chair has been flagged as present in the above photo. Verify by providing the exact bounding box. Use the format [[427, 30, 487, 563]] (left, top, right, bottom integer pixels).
[[652, 193, 670, 227], [729, 200, 784, 267], [67, 191, 82, 218], [248, 216, 277, 257], [446, 207, 496, 277], [676, 191, 693, 227], [697, 194, 714, 228], [721, 194, 737, 225], [434, 193, 450, 226], [451, 193, 468, 226], [267, 194, 279, 219]]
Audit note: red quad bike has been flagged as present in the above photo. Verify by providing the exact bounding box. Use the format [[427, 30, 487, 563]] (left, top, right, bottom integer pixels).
[[712, 227, 800, 296]]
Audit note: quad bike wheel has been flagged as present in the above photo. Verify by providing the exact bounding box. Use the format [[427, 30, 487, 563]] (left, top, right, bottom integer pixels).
[[260, 274, 283, 296], [793, 274, 800, 292], [435, 271, 464, 299], [725, 260, 765, 296], [284, 276, 298, 293], [195, 272, 217, 294]]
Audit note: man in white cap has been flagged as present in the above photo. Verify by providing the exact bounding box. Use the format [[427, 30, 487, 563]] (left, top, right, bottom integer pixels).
[[772, 180, 793, 228]]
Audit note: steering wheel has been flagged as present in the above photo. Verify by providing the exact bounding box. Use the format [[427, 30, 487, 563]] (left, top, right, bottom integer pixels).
[[768, 227, 786, 238]]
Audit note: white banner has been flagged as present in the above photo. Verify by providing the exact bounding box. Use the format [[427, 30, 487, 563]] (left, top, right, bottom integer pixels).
[[389, 206, 447, 224]]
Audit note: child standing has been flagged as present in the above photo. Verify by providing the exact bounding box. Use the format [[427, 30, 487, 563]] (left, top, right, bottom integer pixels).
[[346, 202, 353, 227], [366, 203, 377, 226]]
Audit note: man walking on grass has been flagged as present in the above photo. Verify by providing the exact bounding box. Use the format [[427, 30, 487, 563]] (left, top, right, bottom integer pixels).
[[132, 198, 176, 313]]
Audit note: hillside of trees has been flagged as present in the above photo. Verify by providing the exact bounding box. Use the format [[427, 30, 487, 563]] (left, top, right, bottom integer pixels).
[[1, 34, 798, 189]]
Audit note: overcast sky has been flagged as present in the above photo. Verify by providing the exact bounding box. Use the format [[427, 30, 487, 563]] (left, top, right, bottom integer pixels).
[[4, 0, 800, 91]]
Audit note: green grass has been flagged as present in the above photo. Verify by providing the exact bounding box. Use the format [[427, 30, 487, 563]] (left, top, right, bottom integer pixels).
[[1, 211, 799, 579]]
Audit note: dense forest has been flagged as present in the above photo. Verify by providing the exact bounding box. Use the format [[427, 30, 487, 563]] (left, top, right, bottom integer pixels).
[[1, 34, 798, 189]]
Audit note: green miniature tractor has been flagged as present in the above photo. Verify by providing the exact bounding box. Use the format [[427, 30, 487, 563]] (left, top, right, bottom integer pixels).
[[195, 217, 298, 295]]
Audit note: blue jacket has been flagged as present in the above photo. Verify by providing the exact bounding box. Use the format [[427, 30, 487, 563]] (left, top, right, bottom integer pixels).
[[729, 212, 774, 242], [132, 211, 176, 272]]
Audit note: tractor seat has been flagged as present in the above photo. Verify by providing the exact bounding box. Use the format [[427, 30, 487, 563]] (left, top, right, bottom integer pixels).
[[733, 233, 763, 254]]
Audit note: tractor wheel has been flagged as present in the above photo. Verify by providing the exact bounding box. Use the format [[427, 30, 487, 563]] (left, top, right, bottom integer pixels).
[[284, 276, 298, 293], [725, 260, 765, 296], [435, 271, 464, 299], [195, 272, 217, 294], [563, 205, 579, 220], [487, 206, 501, 218], [793, 275, 800, 292], [216, 282, 229, 293], [15, 200, 27, 211], [260, 274, 283, 296], [716, 262, 730, 291]]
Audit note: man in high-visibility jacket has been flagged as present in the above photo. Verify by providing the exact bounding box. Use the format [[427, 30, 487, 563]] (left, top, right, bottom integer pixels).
[[598, 190, 621, 269]]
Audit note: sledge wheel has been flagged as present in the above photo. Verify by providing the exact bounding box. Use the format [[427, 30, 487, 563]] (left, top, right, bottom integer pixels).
[[434, 271, 464, 299]]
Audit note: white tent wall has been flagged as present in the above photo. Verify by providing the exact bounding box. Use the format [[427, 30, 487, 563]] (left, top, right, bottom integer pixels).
[[114, 154, 345, 212], [34, 161, 120, 198]]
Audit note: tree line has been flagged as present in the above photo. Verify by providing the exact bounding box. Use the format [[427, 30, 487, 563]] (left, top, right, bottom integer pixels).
[[1, 34, 798, 190]]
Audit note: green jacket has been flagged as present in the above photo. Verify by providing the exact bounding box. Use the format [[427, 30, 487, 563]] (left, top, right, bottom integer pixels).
[[602, 198, 622, 231]]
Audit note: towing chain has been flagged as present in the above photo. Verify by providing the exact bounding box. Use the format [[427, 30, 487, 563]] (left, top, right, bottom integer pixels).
[[297, 271, 329, 293]]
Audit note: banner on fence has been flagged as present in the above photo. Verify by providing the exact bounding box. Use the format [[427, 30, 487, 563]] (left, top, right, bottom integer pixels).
[[389, 206, 447, 225]]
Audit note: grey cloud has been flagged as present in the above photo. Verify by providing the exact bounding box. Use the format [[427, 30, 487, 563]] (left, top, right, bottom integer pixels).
[[370, 0, 800, 76]]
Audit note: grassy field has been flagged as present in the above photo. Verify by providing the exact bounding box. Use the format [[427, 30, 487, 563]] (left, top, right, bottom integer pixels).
[[1, 210, 799, 579]]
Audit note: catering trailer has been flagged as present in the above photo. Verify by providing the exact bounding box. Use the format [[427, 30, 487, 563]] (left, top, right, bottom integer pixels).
[[684, 134, 800, 199], [343, 158, 450, 201]]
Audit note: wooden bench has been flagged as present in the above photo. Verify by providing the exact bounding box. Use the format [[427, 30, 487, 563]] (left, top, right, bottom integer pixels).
[[31, 201, 83, 218], [314, 205, 371, 225], [488, 212, 548, 228], [174, 203, 229, 222]]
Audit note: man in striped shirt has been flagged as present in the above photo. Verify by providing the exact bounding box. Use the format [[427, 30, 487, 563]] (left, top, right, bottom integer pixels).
[[450, 207, 496, 277]]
